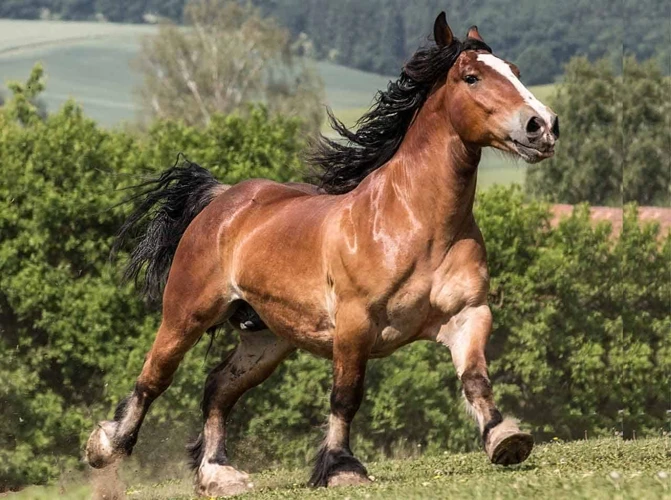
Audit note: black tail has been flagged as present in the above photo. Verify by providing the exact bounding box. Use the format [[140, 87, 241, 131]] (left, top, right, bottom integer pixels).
[[112, 155, 222, 302]]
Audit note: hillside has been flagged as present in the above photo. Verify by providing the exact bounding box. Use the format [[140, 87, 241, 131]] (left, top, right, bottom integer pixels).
[[0, 19, 554, 184], [1, 1, 669, 84], [0, 20, 391, 126]]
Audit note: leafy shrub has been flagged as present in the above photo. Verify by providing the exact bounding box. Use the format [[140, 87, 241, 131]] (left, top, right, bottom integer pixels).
[[0, 67, 304, 490]]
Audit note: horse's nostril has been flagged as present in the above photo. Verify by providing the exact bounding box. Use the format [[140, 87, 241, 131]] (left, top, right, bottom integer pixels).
[[551, 116, 560, 139], [525, 116, 543, 137]]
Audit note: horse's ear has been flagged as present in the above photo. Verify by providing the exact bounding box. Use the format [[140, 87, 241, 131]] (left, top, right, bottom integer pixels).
[[466, 25, 485, 42], [433, 12, 454, 47]]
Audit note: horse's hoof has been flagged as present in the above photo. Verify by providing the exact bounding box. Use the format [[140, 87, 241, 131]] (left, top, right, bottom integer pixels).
[[327, 471, 372, 487], [197, 464, 254, 497], [486, 419, 534, 466], [86, 421, 122, 469]]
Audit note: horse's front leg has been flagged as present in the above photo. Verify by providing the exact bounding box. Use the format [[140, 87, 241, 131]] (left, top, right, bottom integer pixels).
[[310, 303, 375, 487], [438, 304, 534, 465]]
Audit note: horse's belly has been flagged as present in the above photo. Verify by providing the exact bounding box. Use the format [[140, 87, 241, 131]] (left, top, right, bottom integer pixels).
[[237, 286, 334, 358], [284, 329, 334, 358]]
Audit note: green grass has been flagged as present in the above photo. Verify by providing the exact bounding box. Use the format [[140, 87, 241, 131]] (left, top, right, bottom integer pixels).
[[10, 438, 670, 499], [529, 83, 557, 104], [0, 19, 553, 187], [0, 20, 391, 127], [0, 20, 156, 126]]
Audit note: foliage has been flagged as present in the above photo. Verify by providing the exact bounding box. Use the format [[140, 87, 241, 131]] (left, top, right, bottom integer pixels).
[[2, 63, 48, 124], [1, 1, 669, 84], [480, 191, 670, 440], [527, 56, 671, 206], [620, 58, 671, 205], [0, 67, 305, 491], [0, 68, 669, 491], [134, 0, 324, 132]]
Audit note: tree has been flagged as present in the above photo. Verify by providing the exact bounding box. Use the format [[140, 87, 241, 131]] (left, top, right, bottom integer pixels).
[[515, 45, 555, 86], [526, 57, 621, 205], [0, 0, 47, 19], [2, 0, 669, 84], [621, 57, 671, 205], [55, 0, 96, 20], [526, 56, 671, 207], [94, 0, 147, 22], [134, 0, 324, 132], [3, 64, 48, 125]]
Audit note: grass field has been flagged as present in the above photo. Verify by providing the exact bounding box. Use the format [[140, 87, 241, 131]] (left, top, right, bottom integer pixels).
[[0, 19, 556, 187], [10, 438, 670, 499]]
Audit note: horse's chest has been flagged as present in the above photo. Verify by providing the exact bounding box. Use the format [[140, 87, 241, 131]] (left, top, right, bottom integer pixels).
[[369, 264, 489, 357], [370, 280, 433, 357], [430, 264, 489, 316]]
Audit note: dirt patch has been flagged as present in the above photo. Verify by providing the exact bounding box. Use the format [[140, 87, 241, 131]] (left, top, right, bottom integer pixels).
[[90, 463, 125, 500]]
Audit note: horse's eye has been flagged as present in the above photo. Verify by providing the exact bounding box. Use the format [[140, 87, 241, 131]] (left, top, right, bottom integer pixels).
[[464, 75, 479, 85]]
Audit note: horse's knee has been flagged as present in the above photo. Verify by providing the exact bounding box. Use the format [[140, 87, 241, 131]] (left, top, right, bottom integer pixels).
[[135, 321, 209, 395], [202, 349, 238, 416], [460, 368, 493, 403], [136, 356, 178, 397]]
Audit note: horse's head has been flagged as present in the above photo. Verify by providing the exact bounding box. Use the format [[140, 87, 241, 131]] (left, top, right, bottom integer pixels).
[[434, 13, 559, 163]]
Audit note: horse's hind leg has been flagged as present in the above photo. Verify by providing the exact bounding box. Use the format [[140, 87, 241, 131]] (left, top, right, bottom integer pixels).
[[191, 329, 294, 497], [86, 273, 229, 468], [439, 304, 533, 465]]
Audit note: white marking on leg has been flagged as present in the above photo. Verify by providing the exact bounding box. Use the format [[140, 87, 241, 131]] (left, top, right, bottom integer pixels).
[[477, 53, 554, 125], [325, 414, 348, 449], [98, 425, 114, 455], [202, 412, 225, 464], [117, 397, 143, 437], [436, 305, 491, 377], [463, 391, 487, 431]]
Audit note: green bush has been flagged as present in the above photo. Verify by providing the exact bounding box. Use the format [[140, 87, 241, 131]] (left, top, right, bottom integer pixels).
[[0, 68, 668, 491], [0, 67, 305, 490]]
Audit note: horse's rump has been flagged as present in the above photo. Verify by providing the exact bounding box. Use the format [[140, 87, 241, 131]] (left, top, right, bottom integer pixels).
[[204, 179, 337, 349]]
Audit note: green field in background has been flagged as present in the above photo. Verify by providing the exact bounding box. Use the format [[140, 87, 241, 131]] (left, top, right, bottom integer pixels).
[[0, 19, 553, 186]]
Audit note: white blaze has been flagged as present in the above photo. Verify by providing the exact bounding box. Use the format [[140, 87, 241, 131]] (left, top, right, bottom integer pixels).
[[476, 53, 553, 125]]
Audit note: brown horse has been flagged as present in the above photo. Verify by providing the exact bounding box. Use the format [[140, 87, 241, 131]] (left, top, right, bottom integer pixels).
[[86, 12, 558, 496]]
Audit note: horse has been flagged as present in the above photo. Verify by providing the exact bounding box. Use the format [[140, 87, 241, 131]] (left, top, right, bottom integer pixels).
[[85, 12, 558, 496]]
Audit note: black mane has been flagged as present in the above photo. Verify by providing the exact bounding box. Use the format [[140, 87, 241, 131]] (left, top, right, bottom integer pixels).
[[310, 37, 491, 195]]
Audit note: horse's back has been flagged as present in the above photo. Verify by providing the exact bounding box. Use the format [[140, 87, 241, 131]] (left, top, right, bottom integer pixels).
[[198, 179, 336, 350]]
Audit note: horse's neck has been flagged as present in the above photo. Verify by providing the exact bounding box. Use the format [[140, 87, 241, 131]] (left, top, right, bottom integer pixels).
[[375, 90, 481, 245]]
